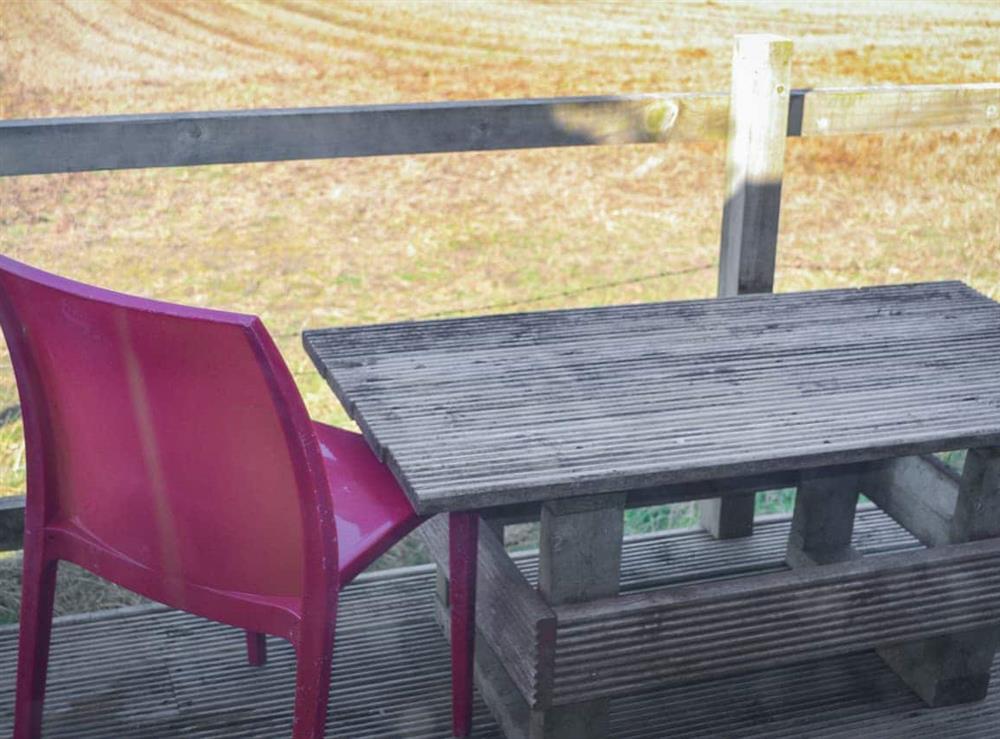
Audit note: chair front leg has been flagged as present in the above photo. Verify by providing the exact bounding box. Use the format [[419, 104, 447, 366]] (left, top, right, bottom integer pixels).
[[291, 618, 336, 739], [449, 512, 479, 738], [13, 536, 59, 739]]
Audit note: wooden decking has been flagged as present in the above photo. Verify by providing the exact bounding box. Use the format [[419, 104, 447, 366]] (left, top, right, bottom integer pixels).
[[304, 282, 1000, 513], [2, 508, 999, 737]]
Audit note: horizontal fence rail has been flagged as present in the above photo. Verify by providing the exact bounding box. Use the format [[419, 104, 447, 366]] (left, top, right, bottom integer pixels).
[[1, 84, 997, 176]]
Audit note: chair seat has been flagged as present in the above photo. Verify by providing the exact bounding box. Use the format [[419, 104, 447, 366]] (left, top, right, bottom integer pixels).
[[314, 423, 425, 585]]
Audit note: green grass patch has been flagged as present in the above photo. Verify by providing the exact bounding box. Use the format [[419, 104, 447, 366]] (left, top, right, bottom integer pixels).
[[624, 488, 803, 535], [937, 450, 967, 472]]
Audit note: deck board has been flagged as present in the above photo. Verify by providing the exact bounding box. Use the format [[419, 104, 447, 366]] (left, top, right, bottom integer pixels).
[[2, 509, 999, 737], [303, 282, 1000, 513]]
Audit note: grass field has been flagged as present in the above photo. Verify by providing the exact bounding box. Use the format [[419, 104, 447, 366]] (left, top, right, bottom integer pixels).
[[0, 1, 998, 613]]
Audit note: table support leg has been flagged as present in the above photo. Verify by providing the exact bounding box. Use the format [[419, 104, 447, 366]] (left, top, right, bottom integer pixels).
[[878, 447, 1000, 706], [531, 494, 625, 739], [435, 514, 503, 608], [450, 512, 479, 737], [785, 467, 861, 567], [699, 493, 755, 539], [433, 568, 534, 739], [529, 700, 610, 739]]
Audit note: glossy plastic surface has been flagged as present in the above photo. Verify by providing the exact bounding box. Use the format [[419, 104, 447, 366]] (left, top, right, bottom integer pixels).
[[0, 256, 475, 739], [450, 512, 479, 737], [315, 422, 424, 584]]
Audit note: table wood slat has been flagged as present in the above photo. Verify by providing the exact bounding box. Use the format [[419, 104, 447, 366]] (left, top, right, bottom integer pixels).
[[303, 282, 1000, 514]]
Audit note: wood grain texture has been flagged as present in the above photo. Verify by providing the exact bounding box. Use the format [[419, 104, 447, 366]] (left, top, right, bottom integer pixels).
[[4, 510, 997, 738], [550, 537, 1000, 705], [538, 495, 625, 606], [951, 447, 1000, 543], [704, 34, 792, 538], [862, 455, 960, 547], [529, 699, 610, 739], [533, 495, 624, 738], [879, 626, 1000, 709], [417, 515, 556, 708], [796, 83, 1000, 136], [513, 505, 921, 595], [717, 34, 792, 297], [430, 505, 923, 723], [304, 281, 1000, 514], [785, 466, 862, 567], [433, 598, 533, 739], [878, 446, 1000, 707], [0, 94, 727, 176], [2, 85, 997, 176]]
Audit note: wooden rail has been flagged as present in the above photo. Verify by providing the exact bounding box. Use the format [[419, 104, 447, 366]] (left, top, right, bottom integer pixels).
[[0, 85, 996, 177]]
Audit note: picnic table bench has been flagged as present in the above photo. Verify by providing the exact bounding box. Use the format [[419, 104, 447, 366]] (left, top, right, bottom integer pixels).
[[304, 281, 1000, 739]]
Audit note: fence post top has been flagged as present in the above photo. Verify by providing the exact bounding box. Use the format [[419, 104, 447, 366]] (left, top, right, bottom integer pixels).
[[732, 34, 793, 68]]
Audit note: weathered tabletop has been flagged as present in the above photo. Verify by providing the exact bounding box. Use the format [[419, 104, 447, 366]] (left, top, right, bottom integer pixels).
[[303, 281, 1000, 515]]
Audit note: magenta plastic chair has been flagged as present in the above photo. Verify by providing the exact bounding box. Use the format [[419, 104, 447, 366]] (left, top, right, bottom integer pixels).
[[0, 256, 479, 739]]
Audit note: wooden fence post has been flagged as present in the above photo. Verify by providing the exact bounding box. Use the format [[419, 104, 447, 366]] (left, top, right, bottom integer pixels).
[[700, 34, 793, 539]]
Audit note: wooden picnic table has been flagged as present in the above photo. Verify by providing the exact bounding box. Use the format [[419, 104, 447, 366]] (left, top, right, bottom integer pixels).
[[304, 281, 1000, 739]]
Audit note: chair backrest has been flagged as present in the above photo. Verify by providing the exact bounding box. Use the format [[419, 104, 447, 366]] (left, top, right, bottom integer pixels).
[[0, 256, 335, 605]]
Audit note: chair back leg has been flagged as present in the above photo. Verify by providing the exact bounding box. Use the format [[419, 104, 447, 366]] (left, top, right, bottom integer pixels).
[[13, 538, 59, 739], [449, 512, 479, 737], [291, 618, 336, 739], [245, 631, 268, 666]]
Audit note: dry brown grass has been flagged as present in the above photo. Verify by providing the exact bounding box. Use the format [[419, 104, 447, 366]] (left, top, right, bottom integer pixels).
[[0, 554, 147, 625], [0, 1, 997, 585]]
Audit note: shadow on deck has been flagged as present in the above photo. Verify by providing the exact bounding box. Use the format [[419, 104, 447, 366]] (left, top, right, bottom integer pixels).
[[1, 509, 998, 737]]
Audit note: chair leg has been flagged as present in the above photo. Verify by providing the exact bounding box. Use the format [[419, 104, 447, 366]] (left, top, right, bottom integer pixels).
[[13, 542, 58, 739], [291, 620, 336, 739], [245, 630, 267, 666], [450, 512, 479, 738]]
